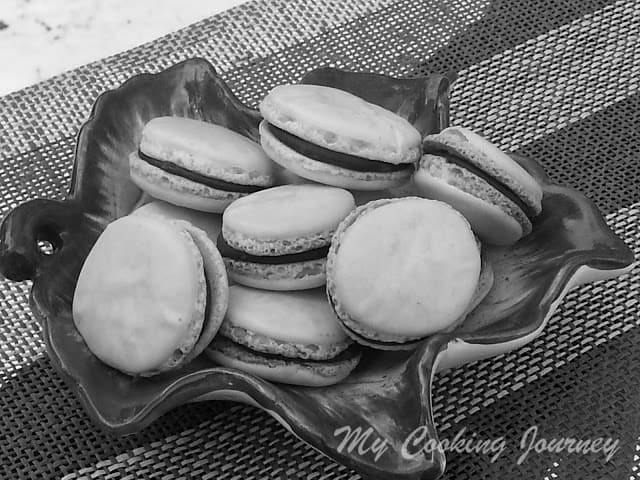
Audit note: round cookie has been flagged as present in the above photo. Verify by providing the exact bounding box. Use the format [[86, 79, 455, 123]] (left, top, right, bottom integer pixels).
[[259, 85, 421, 190], [415, 126, 543, 245], [218, 184, 355, 290], [326, 197, 481, 349], [129, 117, 276, 213], [73, 215, 228, 376], [206, 285, 361, 386]]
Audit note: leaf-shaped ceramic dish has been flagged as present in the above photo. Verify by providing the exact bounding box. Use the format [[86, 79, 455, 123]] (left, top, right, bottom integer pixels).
[[0, 58, 633, 480]]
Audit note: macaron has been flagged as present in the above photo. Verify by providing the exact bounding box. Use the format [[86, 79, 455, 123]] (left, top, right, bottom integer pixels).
[[415, 126, 543, 245], [132, 199, 222, 242], [259, 84, 421, 191], [73, 215, 229, 376], [206, 285, 361, 386], [129, 117, 276, 213], [326, 197, 482, 350], [218, 184, 355, 290]]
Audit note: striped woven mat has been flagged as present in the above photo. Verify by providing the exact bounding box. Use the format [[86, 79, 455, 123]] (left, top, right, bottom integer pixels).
[[1, 0, 639, 479]]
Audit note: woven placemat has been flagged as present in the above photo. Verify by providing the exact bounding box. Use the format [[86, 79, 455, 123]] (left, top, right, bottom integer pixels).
[[1, 0, 638, 479]]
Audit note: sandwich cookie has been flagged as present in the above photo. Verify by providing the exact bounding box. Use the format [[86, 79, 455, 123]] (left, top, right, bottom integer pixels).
[[130, 117, 276, 213], [259, 85, 421, 190], [218, 184, 355, 290], [73, 215, 229, 376], [416, 126, 543, 245], [327, 197, 482, 350], [206, 285, 361, 386]]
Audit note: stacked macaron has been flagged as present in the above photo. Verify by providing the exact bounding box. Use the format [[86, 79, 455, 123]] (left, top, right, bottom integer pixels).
[[326, 197, 492, 350], [259, 85, 422, 190], [206, 285, 361, 386], [217, 184, 355, 290], [73, 215, 229, 376], [130, 116, 276, 213], [415, 126, 543, 245]]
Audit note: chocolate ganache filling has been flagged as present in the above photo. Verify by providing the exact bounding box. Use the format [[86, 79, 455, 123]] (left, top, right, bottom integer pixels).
[[217, 234, 329, 265], [138, 150, 264, 194], [201, 267, 211, 332], [435, 150, 536, 218], [267, 123, 411, 173]]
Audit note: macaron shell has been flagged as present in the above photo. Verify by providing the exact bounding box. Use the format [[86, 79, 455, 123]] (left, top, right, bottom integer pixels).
[[176, 221, 229, 364], [414, 155, 530, 245], [130, 152, 244, 213], [260, 85, 421, 164], [327, 197, 481, 341], [139, 116, 275, 186], [225, 258, 326, 291], [260, 121, 413, 191], [222, 184, 355, 249], [72, 215, 206, 375], [132, 200, 222, 241], [423, 128, 542, 216], [206, 337, 361, 387], [443, 127, 543, 207], [223, 286, 348, 347]]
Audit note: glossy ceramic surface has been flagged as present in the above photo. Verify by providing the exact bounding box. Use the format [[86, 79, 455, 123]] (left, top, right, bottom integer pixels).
[[0, 59, 633, 480]]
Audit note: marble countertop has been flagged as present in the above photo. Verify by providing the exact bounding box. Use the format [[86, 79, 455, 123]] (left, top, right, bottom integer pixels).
[[0, 0, 249, 96]]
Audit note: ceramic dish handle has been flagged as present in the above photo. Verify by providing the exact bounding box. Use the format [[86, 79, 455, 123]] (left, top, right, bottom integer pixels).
[[0, 198, 99, 311]]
